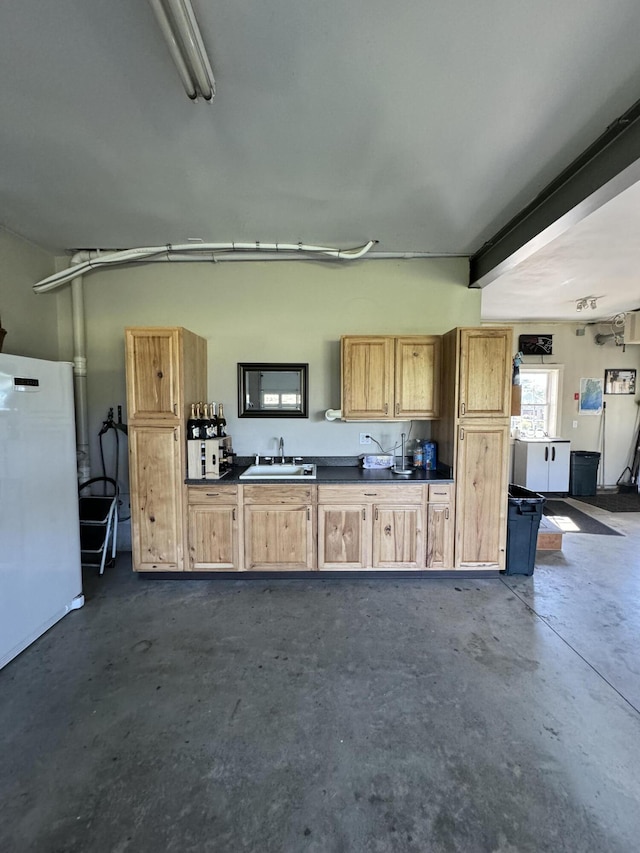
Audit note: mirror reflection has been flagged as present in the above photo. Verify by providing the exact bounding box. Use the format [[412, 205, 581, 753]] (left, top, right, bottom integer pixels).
[[238, 363, 308, 418]]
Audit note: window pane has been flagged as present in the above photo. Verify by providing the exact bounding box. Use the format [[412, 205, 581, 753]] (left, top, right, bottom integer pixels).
[[521, 373, 548, 404]]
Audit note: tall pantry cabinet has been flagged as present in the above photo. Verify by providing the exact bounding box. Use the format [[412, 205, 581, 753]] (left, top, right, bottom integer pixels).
[[125, 327, 207, 571], [432, 327, 512, 570]]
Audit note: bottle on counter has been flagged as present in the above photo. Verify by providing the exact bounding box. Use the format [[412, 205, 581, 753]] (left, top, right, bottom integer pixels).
[[217, 402, 227, 437], [413, 441, 424, 469], [200, 403, 212, 440], [187, 403, 200, 440], [422, 440, 437, 471], [204, 403, 217, 439]]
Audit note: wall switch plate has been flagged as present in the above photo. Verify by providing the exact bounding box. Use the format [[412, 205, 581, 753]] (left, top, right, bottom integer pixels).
[[359, 433, 371, 444], [573, 420, 578, 429]]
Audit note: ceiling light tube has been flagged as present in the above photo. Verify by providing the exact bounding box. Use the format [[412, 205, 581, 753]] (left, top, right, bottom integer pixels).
[[148, 0, 215, 102], [148, 0, 198, 99]]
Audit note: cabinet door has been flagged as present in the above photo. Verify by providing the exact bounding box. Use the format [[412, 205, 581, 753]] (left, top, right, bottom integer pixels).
[[548, 441, 570, 492], [126, 328, 180, 421], [427, 504, 453, 568], [129, 425, 184, 571], [372, 505, 424, 568], [394, 336, 441, 419], [245, 505, 314, 570], [188, 505, 239, 570], [458, 328, 512, 418], [523, 441, 550, 492], [455, 422, 509, 570], [341, 336, 394, 419], [318, 504, 369, 569]]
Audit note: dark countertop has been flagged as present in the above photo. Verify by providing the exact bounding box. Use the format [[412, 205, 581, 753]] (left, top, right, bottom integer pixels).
[[186, 462, 453, 486]]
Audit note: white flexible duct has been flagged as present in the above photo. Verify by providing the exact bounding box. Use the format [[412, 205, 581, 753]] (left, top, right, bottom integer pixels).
[[33, 240, 377, 293]]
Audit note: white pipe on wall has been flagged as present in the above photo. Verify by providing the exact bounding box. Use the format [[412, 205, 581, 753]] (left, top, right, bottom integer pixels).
[[33, 241, 378, 293], [71, 272, 91, 484]]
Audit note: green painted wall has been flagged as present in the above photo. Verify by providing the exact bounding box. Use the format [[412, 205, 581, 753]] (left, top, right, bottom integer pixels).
[[0, 228, 60, 359], [81, 258, 477, 466]]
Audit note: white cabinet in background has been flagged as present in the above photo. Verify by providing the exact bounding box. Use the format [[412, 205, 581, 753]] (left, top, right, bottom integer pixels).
[[513, 439, 571, 493]]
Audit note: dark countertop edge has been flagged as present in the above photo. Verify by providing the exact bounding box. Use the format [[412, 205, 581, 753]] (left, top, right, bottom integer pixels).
[[186, 462, 453, 486]]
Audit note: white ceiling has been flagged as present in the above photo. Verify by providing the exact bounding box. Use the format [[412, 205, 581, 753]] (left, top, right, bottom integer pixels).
[[2, 1, 640, 320]]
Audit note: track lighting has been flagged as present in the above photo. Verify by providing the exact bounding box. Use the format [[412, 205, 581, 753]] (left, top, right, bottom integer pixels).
[[148, 0, 215, 102], [576, 296, 598, 312]]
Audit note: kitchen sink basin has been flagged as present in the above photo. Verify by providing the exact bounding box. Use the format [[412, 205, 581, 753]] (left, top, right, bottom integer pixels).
[[239, 463, 317, 480]]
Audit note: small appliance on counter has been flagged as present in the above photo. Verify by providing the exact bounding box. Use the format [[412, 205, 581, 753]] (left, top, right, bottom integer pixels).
[[187, 435, 234, 479], [361, 454, 394, 469]]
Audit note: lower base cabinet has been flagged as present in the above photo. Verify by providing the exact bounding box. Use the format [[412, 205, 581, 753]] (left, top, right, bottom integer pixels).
[[317, 485, 426, 570], [185, 481, 457, 573], [187, 486, 240, 570], [243, 485, 315, 570], [426, 483, 454, 569]]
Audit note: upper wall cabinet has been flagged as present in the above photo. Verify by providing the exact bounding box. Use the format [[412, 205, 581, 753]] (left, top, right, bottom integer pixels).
[[341, 335, 441, 421], [458, 328, 512, 419], [125, 327, 207, 423]]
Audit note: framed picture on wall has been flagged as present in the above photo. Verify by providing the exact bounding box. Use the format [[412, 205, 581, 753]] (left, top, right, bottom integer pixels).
[[579, 378, 604, 415], [604, 368, 636, 395]]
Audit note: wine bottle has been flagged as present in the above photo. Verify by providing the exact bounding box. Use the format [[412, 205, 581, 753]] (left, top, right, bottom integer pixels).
[[201, 403, 213, 440], [217, 403, 227, 437], [205, 403, 217, 439], [187, 403, 200, 440]]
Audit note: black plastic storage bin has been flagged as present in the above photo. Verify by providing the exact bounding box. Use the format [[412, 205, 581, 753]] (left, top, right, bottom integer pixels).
[[504, 485, 545, 576], [569, 450, 600, 497]]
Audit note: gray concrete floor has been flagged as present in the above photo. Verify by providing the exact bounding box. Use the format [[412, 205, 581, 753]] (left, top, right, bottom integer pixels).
[[2, 500, 640, 853]]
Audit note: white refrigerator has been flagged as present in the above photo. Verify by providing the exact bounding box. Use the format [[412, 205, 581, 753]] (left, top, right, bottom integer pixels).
[[0, 354, 84, 670]]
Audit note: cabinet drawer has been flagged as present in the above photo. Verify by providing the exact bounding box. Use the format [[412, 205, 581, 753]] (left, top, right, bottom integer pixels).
[[243, 484, 316, 504], [318, 484, 425, 504], [428, 483, 453, 503], [188, 485, 238, 505]]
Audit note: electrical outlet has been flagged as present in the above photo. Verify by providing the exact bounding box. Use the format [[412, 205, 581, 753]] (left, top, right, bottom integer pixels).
[[359, 433, 371, 445]]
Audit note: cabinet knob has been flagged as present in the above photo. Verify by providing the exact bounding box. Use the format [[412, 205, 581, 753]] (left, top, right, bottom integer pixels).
[[461, 402, 466, 415], [384, 403, 389, 415]]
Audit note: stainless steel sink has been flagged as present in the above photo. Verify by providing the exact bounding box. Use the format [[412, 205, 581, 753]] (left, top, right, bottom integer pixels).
[[239, 463, 316, 480]]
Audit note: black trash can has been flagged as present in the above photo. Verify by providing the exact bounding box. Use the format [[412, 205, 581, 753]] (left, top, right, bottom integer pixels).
[[504, 485, 545, 576], [569, 450, 600, 497]]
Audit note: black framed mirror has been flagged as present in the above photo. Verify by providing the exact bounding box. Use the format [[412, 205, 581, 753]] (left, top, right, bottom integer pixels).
[[238, 363, 309, 418]]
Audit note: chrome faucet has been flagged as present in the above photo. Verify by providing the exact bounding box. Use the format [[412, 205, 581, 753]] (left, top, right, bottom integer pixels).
[[279, 436, 285, 463]]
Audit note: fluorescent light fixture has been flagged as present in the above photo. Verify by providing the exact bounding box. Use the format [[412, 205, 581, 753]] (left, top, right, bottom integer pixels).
[[148, 0, 215, 102]]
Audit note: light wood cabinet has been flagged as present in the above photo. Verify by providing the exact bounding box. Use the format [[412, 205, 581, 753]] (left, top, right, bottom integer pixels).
[[341, 335, 441, 420], [318, 505, 368, 568], [125, 327, 206, 423], [455, 422, 510, 569], [432, 327, 513, 571], [125, 326, 207, 572], [426, 483, 454, 569], [372, 504, 424, 568], [458, 328, 512, 419], [318, 484, 426, 569], [187, 486, 241, 571], [129, 425, 184, 571], [243, 485, 316, 570]]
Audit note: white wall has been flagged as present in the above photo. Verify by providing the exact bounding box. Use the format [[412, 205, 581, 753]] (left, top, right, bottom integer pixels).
[[0, 228, 61, 359], [511, 322, 640, 487]]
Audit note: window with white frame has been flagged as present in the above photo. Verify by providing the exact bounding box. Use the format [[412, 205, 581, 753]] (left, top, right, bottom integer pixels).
[[512, 366, 563, 437]]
